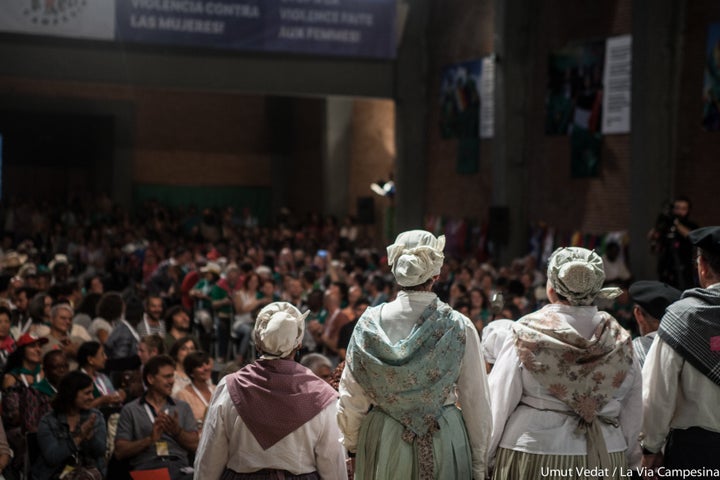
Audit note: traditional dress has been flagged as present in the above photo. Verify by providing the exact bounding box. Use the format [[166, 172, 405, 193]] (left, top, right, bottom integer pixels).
[[489, 304, 642, 479], [338, 291, 491, 480], [194, 302, 347, 480], [194, 359, 345, 480], [642, 282, 720, 470]]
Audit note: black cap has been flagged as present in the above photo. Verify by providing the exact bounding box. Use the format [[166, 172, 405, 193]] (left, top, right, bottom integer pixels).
[[628, 280, 682, 320], [689, 226, 720, 255]]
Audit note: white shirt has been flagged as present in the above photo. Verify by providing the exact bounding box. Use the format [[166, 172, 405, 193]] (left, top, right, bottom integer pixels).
[[641, 334, 720, 452], [337, 290, 492, 480], [194, 377, 347, 480], [488, 305, 643, 468]]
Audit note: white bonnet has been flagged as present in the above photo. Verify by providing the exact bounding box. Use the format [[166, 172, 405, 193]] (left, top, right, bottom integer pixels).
[[547, 247, 622, 306], [253, 302, 309, 360], [386, 230, 445, 287]]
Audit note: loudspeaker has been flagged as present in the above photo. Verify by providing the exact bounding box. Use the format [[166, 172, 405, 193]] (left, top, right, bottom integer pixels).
[[488, 206, 510, 244], [357, 197, 375, 225]]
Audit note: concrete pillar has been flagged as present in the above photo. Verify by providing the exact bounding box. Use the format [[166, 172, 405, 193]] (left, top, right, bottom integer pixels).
[[323, 97, 354, 218], [394, 0, 431, 232], [629, 0, 686, 280], [492, 0, 537, 264]]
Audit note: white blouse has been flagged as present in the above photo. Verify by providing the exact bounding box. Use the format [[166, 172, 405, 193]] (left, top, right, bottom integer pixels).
[[488, 305, 643, 468], [194, 377, 347, 480]]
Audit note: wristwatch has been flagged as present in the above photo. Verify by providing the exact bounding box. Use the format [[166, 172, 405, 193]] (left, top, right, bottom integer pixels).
[[640, 444, 656, 455]]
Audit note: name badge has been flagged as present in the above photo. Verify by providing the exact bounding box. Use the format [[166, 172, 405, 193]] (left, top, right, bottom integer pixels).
[[155, 441, 169, 457]]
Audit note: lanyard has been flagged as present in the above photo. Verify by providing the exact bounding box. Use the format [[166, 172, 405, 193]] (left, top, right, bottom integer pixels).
[[190, 384, 210, 408], [121, 319, 141, 343], [20, 319, 32, 335], [81, 369, 109, 396], [144, 403, 156, 424]]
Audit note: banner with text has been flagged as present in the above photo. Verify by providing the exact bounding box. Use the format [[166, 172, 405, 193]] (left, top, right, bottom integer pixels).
[[0, 0, 397, 59], [602, 34, 632, 134]]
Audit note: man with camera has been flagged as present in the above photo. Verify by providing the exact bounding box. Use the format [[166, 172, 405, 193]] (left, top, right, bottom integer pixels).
[[650, 196, 699, 290]]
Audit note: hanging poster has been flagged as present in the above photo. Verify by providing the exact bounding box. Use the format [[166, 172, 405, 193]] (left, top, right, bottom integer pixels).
[[702, 23, 720, 131], [546, 39, 605, 177], [602, 35, 632, 134], [439, 57, 495, 140]]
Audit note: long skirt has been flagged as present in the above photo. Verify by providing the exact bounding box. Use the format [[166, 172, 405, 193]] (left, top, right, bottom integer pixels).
[[354, 405, 473, 480], [492, 448, 628, 480]]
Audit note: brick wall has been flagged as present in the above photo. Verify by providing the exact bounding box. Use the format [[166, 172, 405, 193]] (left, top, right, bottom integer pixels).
[[526, 0, 632, 234], [424, 0, 495, 221], [675, 0, 720, 226], [424, 0, 634, 235]]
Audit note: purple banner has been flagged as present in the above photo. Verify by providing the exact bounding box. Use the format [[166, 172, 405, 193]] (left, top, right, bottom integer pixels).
[[116, 0, 396, 59]]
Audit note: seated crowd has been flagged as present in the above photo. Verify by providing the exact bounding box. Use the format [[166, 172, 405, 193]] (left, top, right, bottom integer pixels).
[[0, 198, 649, 479]]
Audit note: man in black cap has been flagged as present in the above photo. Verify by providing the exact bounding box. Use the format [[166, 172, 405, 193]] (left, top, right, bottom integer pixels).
[[627, 280, 681, 367], [641, 226, 720, 475]]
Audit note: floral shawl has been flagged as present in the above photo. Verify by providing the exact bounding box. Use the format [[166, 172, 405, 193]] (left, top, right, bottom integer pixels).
[[513, 305, 634, 471], [347, 298, 466, 437], [514, 304, 634, 423], [347, 298, 466, 480]]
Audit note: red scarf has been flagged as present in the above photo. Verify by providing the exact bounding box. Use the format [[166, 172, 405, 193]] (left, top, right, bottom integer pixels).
[[226, 359, 338, 450]]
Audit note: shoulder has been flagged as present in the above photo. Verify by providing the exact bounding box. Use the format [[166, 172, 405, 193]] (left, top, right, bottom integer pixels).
[[173, 398, 194, 415], [119, 397, 142, 415], [3, 373, 18, 388], [174, 386, 192, 401]]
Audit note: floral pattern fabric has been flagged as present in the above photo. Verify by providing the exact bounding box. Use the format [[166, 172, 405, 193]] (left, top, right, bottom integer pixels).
[[513, 305, 634, 423], [347, 298, 466, 439]]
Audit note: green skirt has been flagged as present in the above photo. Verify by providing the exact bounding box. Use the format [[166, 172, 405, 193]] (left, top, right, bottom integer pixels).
[[355, 405, 473, 480], [493, 448, 628, 480]]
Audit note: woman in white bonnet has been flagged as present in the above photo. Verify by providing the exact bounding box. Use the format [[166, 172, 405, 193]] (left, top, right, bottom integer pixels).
[[338, 230, 492, 480], [488, 247, 643, 479], [194, 302, 347, 480]]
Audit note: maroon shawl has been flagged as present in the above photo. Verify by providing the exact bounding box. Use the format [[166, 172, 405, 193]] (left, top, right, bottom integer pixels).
[[226, 359, 338, 450]]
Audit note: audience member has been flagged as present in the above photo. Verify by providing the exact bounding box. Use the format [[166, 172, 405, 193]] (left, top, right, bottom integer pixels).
[[90, 292, 121, 345], [102, 293, 140, 360], [163, 306, 194, 354], [33, 349, 69, 399], [77, 341, 126, 411], [136, 294, 166, 338], [168, 336, 200, 396], [0, 306, 15, 372], [299, 352, 333, 384], [173, 351, 215, 431], [33, 371, 107, 480], [41, 303, 83, 369], [114, 354, 198, 479]]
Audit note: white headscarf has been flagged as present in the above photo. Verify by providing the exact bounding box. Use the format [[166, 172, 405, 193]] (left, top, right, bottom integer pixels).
[[386, 230, 446, 287], [547, 247, 622, 306], [253, 302, 309, 360]]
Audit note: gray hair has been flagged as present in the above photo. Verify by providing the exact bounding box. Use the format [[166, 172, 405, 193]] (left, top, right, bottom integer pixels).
[[51, 303, 74, 318], [300, 353, 332, 373]]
